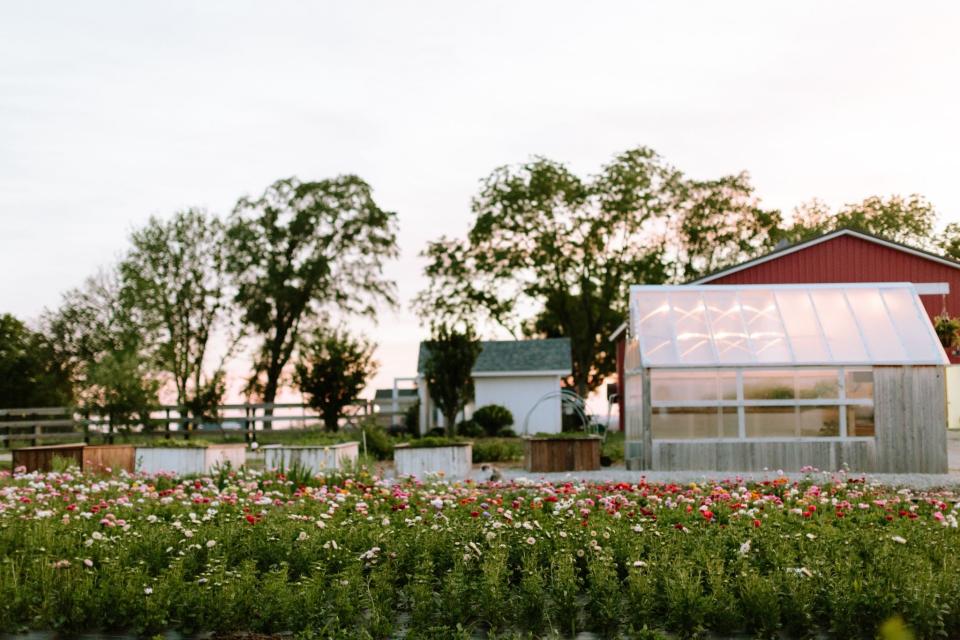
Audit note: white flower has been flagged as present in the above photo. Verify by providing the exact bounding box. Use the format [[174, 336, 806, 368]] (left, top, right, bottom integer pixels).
[[525, 536, 536, 545], [83, 559, 93, 568], [430, 498, 444, 510], [891, 535, 907, 544], [144, 587, 153, 595], [297, 531, 309, 542], [739, 540, 751, 556], [382, 517, 390, 526], [633, 560, 647, 568], [806, 533, 816, 540], [250, 442, 259, 450], [92, 531, 104, 541], [206, 540, 217, 548]]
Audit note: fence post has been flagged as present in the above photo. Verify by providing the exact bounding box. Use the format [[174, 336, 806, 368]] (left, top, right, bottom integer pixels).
[[32, 421, 40, 448], [165, 408, 171, 440]]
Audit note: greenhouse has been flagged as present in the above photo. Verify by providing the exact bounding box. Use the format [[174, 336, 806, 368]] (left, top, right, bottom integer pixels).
[[623, 283, 949, 473]]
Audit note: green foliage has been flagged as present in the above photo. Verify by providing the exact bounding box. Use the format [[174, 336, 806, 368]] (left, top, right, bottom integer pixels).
[[934, 314, 960, 350], [0, 470, 958, 637], [454, 419, 484, 438], [421, 324, 481, 437], [0, 313, 73, 408], [470, 438, 523, 462], [43, 270, 157, 425], [783, 194, 939, 246], [294, 326, 378, 432], [119, 209, 233, 422], [360, 422, 394, 460], [530, 431, 600, 439], [415, 146, 781, 397], [472, 404, 514, 437], [399, 436, 468, 449], [225, 176, 399, 407]]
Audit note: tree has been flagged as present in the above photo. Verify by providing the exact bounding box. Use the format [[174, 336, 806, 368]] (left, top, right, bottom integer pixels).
[[294, 327, 378, 432], [421, 324, 482, 436], [119, 209, 234, 423], [225, 176, 399, 418], [43, 269, 158, 428], [0, 314, 72, 408], [415, 147, 780, 398], [784, 194, 939, 246]]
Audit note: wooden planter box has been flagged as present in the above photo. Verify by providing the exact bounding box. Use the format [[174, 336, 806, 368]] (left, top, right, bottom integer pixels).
[[135, 443, 246, 475], [524, 436, 601, 472], [393, 443, 472, 478], [12, 443, 85, 472], [83, 444, 136, 474], [263, 442, 360, 474]]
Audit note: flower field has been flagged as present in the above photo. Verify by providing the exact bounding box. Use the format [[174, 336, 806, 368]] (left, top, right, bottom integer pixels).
[[1, 467, 958, 639]]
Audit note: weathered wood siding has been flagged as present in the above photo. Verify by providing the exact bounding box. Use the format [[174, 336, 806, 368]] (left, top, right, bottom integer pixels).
[[12, 443, 85, 472], [874, 366, 947, 473], [652, 440, 875, 472], [393, 444, 472, 478], [524, 437, 601, 472], [263, 442, 359, 474], [83, 445, 136, 473]]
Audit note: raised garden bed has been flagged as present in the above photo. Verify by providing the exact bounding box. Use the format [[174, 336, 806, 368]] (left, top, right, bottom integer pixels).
[[82, 444, 136, 473], [523, 434, 601, 472], [11, 443, 85, 472], [135, 442, 246, 475], [393, 440, 472, 478], [263, 442, 359, 474]]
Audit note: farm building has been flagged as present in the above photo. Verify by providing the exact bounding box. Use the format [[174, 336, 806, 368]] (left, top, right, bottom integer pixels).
[[612, 228, 960, 431], [371, 387, 418, 428], [417, 338, 572, 435], [623, 283, 949, 473]]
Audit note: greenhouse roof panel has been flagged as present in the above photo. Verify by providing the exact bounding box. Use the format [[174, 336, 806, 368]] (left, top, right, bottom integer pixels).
[[629, 283, 948, 368]]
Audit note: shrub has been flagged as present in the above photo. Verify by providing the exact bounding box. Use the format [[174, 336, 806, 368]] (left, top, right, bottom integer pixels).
[[471, 438, 523, 463], [455, 419, 484, 438], [361, 422, 394, 460], [472, 404, 514, 437], [399, 436, 468, 449]]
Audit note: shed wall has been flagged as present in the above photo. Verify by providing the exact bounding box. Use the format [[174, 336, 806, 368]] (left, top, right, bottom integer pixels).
[[474, 375, 562, 434], [873, 366, 947, 473]]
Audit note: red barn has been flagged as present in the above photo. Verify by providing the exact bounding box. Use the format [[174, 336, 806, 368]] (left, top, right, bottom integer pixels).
[[610, 228, 960, 431]]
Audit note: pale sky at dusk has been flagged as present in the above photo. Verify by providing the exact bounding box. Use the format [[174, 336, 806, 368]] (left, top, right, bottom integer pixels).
[[2, 2, 960, 402]]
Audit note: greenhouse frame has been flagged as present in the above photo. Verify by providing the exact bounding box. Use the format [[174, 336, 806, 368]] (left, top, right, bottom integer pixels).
[[623, 283, 949, 473]]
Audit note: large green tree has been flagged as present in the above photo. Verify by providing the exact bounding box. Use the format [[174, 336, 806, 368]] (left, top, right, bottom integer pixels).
[[415, 147, 781, 398], [44, 269, 158, 428], [294, 327, 378, 432], [0, 314, 72, 408], [119, 209, 234, 422], [225, 176, 398, 416], [783, 194, 940, 246], [421, 324, 482, 437]]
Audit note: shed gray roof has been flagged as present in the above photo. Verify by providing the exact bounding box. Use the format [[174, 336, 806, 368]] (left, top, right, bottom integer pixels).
[[417, 338, 572, 375]]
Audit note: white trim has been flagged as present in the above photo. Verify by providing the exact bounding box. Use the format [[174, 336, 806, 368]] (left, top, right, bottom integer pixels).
[[632, 282, 925, 293], [471, 369, 571, 378], [914, 282, 950, 295], [690, 228, 960, 284], [608, 322, 628, 342]]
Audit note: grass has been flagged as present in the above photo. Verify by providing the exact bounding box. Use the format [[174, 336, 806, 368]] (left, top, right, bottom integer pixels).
[[0, 467, 958, 638]]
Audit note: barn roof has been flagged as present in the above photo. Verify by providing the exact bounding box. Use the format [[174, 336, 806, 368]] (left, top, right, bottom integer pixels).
[[629, 283, 948, 368], [691, 228, 960, 284], [417, 338, 572, 375]]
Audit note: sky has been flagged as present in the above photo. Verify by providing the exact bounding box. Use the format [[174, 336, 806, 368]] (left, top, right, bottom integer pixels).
[[2, 1, 960, 406]]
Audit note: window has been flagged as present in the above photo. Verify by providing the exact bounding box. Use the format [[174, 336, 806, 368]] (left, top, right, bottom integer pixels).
[[649, 367, 874, 440]]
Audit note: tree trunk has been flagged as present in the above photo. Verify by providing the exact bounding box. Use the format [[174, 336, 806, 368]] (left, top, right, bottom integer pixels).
[[323, 409, 339, 432], [444, 410, 457, 437], [262, 368, 280, 431]]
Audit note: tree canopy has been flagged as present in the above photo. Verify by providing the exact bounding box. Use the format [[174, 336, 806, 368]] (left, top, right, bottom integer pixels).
[[421, 324, 482, 436], [415, 146, 781, 397], [119, 209, 234, 421], [294, 327, 378, 432], [0, 314, 73, 409], [226, 176, 399, 411]]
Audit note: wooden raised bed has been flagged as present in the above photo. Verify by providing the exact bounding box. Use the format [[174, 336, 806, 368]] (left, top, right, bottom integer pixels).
[[135, 443, 247, 475], [524, 436, 601, 472], [393, 443, 472, 478], [83, 444, 136, 474], [12, 443, 86, 472], [263, 442, 360, 475]]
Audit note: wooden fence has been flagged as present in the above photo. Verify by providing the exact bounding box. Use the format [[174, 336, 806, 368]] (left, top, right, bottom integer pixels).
[[0, 401, 405, 448]]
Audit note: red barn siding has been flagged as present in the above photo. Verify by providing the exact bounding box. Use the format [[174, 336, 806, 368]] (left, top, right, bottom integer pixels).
[[704, 234, 960, 362]]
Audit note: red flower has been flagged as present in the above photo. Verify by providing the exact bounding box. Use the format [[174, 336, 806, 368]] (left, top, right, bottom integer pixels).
[[470, 511, 480, 518], [752, 519, 762, 528], [245, 514, 257, 525]]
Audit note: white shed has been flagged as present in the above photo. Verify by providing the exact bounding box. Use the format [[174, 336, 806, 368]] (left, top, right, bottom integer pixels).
[[417, 338, 572, 435]]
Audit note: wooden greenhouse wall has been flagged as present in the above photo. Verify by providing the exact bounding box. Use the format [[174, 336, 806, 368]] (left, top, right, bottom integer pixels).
[[627, 366, 948, 474]]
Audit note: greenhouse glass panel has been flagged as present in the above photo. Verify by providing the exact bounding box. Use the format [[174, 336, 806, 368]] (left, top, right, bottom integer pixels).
[[651, 407, 720, 439], [798, 406, 840, 437], [629, 284, 947, 367], [845, 369, 874, 399], [846, 405, 875, 437], [743, 370, 796, 400], [744, 406, 797, 437], [738, 289, 791, 363], [796, 369, 840, 399], [650, 370, 719, 402]]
